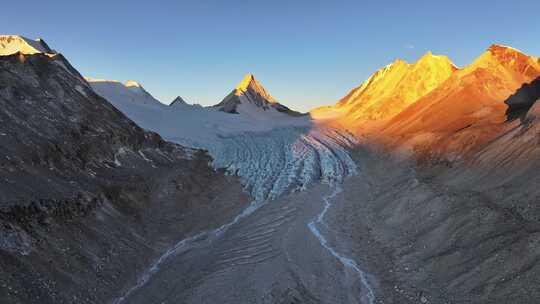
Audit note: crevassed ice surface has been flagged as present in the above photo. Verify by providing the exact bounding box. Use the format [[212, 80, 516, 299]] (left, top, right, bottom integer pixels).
[[209, 126, 358, 201]]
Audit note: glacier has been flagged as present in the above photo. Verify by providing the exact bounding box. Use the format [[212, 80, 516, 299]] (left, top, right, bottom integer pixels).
[[209, 127, 358, 201], [88, 77, 371, 304], [87, 78, 358, 201]]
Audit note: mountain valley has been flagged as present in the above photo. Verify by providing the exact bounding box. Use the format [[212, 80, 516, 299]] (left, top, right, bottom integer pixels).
[[1, 35, 540, 304]]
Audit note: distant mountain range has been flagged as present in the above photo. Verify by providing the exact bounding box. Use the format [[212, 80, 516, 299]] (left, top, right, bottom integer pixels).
[[312, 51, 456, 127], [86, 78, 164, 106], [8, 33, 535, 168], [80, 40, 540, 166], [312, 44, 540, 163], [86, 73, 304, 121]]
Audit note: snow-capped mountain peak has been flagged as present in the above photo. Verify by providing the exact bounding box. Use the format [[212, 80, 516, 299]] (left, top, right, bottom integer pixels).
[[86, 78, 163, 106], [214, 74, 302, 117], [234, 73, 277, 103], [0, 35, 55, 56], [463, 44, 540, 84], [316, 51, 456, 125], [170, 96, 188, 106], [470, 44, 540, 70], [236, 73, 256, 90]]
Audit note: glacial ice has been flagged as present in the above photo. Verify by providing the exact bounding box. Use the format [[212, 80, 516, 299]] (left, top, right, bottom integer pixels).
[[210, 127, 357, 201], [87, 79, 358, 201]]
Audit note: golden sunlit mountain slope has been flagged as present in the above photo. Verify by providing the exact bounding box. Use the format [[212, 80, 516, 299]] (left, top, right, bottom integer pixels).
[[311, 51, 456, 130], [377, 45, 540, 161]]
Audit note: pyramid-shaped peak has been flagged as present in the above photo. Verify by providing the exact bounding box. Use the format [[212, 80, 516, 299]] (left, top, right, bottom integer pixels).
[[234, 73, 276, 103], [243, 73, 255, 80], [170, 96, 188, 106], [236, 73, 258, 91], [214, 73, 303, 116]]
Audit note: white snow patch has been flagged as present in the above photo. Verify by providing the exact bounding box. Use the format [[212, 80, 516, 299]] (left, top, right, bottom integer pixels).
[[75, 85, 87, 97], [114, 147, 130, 167]]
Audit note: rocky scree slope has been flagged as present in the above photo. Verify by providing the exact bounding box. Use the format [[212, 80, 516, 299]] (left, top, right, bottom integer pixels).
[[322, 47, 540, 303], [0, 43, 249, 303], [307, 45, 540, 303], [329, 148, 540, 304]]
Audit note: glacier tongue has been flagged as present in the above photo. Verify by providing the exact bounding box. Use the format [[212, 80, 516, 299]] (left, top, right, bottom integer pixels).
[[112, 125, 359, 304], [209, 126, 358, 201]]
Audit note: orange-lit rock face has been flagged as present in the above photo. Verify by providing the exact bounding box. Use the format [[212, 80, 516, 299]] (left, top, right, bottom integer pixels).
[[312, 45, 540, 161], [378, 45, 540, 160], [468, 45, 540, 84], [384, 45, 540, 134], [329, 52, 457, 127]]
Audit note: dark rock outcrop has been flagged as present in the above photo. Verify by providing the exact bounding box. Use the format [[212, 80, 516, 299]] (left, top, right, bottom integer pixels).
[[0, 51, 249, 303], [169, 96, 188, 106], [505, 76, 540, 120]]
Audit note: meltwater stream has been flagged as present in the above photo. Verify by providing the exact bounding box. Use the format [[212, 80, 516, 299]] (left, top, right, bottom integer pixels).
[[308, 186, 376, 304], [114, 126, 366, 303], [113, 198, 263, 304]]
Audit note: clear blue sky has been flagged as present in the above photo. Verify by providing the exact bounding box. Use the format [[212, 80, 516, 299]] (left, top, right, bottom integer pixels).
[[3, 0, 540, 111]]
